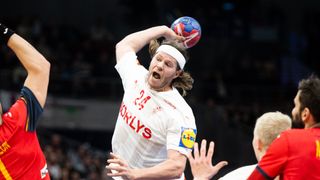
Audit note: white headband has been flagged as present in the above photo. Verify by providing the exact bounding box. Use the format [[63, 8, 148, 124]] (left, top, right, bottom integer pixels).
[[156, 45, 186, 69]]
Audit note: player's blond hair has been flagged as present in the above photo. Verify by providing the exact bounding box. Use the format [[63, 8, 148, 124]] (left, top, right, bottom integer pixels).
[[254, 111, 292, 150], [149, 39, 193, 96]]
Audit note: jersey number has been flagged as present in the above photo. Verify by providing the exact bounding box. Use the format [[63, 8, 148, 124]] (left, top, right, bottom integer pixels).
[[134, 90, 151, 110]]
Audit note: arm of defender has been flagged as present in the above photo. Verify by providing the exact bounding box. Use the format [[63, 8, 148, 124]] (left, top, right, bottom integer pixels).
[[7, 34, 50, 108], [188, 140, 228, 180]]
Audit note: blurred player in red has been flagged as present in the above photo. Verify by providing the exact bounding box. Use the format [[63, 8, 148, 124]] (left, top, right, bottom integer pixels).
[[248, 75, 320, 180], [189, 76, 320, 180], [0, 23, 51, 179]]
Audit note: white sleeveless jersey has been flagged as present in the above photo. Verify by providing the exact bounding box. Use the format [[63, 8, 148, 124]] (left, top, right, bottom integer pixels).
[[112, 52, 197, 177]]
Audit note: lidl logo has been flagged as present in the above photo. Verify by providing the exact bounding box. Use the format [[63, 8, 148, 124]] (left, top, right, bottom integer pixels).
[[179, 127, 197, 149]]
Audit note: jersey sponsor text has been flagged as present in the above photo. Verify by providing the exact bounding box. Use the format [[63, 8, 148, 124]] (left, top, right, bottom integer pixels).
[[119, 102, 152, 139], [0, 142, 10, 156]]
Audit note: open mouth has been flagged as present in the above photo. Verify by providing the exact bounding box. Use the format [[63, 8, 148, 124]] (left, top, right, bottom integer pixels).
[[152, 72, 161, 79]]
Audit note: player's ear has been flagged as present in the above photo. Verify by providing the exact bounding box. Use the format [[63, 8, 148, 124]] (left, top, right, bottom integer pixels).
[[301, 107, 311, 123], [175, 69, 182, 78], [257, 138, 263, 151]]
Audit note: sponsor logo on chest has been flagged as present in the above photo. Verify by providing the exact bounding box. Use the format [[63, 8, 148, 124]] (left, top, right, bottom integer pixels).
[[119, 102, 152, 139]]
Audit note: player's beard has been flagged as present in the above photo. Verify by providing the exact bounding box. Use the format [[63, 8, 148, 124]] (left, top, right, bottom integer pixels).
[[292, 111, 304, 129]]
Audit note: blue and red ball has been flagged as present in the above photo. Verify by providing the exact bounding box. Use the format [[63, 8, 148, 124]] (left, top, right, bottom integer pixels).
[[171, 16, 202, 48]]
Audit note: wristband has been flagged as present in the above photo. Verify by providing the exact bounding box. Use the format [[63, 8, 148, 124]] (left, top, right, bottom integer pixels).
[[0, 23, 14, 45]]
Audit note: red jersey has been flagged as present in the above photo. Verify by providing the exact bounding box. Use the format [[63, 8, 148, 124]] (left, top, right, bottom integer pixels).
[[248, 128, 320, 180], [0, 87, 49, 180]]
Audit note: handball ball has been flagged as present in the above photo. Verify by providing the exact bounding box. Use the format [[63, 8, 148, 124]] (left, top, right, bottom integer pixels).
[[171, 16, 202, 48]]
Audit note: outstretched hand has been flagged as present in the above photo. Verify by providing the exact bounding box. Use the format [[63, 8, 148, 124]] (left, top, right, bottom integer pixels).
[[188, 139, 228, 180]]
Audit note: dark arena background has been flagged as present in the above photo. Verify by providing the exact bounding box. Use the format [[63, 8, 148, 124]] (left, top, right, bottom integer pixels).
[[1, 0, 320, 179]]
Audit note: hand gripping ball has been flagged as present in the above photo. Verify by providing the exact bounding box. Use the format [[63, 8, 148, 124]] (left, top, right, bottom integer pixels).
[[171, 16, 202, 48]]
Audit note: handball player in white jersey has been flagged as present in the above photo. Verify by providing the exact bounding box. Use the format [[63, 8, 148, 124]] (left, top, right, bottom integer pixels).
[[106, 25, 197, 179]]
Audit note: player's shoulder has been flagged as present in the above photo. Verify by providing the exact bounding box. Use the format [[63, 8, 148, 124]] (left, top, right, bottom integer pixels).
[[283, 128, 306, 135], [2, 98, 27, 125], [278, 128, 309, 141], [173, 89, 193, 110], [10, 98, 27, 111]]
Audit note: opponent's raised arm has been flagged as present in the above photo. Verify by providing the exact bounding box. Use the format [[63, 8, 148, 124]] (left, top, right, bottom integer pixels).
[[2, 23, 50, 108], [188, 140, 228, 180], [115, 25, 184, 63]]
